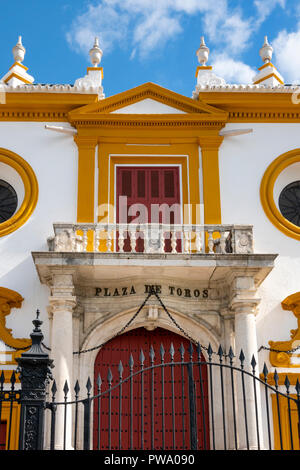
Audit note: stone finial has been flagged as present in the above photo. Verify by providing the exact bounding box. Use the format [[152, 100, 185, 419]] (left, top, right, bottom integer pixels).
[[259, 36, 273, 64], [12, 36, 26, 64], [89, 37, 103, 67], [196, 36, 209, 66]]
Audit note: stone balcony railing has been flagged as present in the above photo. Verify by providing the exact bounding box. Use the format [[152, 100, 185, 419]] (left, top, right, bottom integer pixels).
[[47, 223, 254, 255]]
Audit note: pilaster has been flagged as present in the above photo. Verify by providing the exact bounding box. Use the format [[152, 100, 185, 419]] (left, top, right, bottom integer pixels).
[[198, 135, 224, 224]]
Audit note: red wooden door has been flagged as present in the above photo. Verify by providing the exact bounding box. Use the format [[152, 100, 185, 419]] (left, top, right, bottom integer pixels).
[[116, 167, 181, 252], [0, 422, 6, 451], [93, 328, 209, 450]]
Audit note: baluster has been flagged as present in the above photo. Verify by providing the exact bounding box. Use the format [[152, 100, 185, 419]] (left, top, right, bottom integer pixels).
[[82, 228, 88, 252], [183, 229, 190, 253], [144, 226, 149, 253], [118, 226, 125, 253], [94, 228, 100, 252], [107, 230, 113, 252], [160, 229, 165, 253], [130, 229, 136, 253], [171, 231, 177, 253], [207, 230, 214, 254], [220, 230, 226, 254], [195, 230, 202, 253]]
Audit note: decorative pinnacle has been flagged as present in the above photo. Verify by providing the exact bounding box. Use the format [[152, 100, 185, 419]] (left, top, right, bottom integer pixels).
[[196, 36, 209, 66], [12, 36, 26, 64], [89, 36, 103, 67], [259, 36, 273, 64]]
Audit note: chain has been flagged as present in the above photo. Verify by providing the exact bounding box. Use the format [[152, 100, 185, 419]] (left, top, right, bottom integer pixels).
[[6, 287, 299, 358], [258, 344, 300, 355], [151, 289, 209, 351], [72, 291, 153, 355]]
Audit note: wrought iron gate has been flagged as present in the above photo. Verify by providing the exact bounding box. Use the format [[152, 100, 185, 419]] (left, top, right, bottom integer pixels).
[[0, 311, 300, 450]]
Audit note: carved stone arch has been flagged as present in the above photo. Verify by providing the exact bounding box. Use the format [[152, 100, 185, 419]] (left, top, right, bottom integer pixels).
[[77, 303, 220, 388]]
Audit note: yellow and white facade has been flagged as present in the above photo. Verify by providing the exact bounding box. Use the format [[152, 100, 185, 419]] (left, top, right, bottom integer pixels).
[[0, 35, 300, 450]]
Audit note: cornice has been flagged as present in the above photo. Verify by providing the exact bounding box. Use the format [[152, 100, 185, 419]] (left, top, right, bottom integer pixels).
[[197, 91, 300, 123], [0, 92, 98, 122]]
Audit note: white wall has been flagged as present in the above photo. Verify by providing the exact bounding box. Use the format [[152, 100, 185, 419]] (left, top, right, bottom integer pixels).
[[0, 122, 78, 343], [219, 122, 300, 367]]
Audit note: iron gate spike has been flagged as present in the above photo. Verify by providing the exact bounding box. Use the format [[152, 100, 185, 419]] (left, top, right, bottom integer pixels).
[[251, 355, 257, 370], [179, 343, 185, 359], [118, 360, 124, 377], [239, 349, 245, 365], [74, 380, 80, 396], [63, 380, 69, 396], [262, 362, 268, 379], [97, 373, 102, 389], [228, 346, 234, 363], [139, 349, 145, 365], [149, 345, 155, 362], [284, 375, 290, 391], [169, 343, 175, 359], [107, 368, 113, 383], [86, 377, 92, 393], [274, 370, 279, 388], [51, 380, 57, 398]]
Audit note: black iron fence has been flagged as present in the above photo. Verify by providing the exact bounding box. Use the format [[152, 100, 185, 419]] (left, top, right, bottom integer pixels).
[[1, 313, 300, 451]]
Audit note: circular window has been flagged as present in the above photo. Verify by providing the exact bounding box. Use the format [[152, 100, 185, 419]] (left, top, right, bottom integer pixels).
[[0, 179, 18, 223], [260, 149, 300, 240], [279, 181, 300, 227], [0, 148, 38, 237]]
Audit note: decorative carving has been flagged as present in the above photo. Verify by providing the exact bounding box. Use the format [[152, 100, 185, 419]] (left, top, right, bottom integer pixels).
[[0, 287, 31, 349], [233, 228, 253, 254], [269, 292, 300, 367], [48, 230, 83, 252]]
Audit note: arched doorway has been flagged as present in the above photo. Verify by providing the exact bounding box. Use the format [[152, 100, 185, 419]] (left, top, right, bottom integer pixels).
[[93, 327, 209, 450]]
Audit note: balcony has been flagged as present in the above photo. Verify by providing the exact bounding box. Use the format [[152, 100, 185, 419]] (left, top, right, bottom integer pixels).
[[47, 222, 254, 255], [32, 222, 275, 288]]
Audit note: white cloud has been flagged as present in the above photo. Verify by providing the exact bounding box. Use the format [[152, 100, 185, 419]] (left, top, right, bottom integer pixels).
[[66, 0, 254, 59], [212, 53, 256, 84], [273, 26, 300, 83], [254, 0, 285, 25]]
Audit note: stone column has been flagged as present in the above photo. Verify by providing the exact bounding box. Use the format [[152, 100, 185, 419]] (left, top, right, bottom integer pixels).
[[49, 271, 76, 450], [220, 308, 236, 449], [230, 275, 264, 450]]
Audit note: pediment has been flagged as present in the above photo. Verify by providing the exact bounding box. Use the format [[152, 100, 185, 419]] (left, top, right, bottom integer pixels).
[[69, 82, 227, 119]]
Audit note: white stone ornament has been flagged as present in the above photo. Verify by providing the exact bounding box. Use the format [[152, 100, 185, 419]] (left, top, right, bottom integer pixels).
[[74, 37, 105, 97], [89, 37, 103, 67], [196, 36, 209, 65], [12, 36, 26, 63], [259, 36, 273, 64], [252, 35, 284, 86], [0, 36, 35, 87], [192, 36, 226, 96]]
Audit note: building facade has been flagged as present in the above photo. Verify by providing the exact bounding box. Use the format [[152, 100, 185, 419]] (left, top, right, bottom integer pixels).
[[0, 36, 300, 450]]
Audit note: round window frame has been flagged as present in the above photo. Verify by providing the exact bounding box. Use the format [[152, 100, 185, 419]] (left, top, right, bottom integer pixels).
[[260, 149, 300, 240], [0, 179, 18, 223], [278, 180, 300, 228], [0, 148, 38, 237]]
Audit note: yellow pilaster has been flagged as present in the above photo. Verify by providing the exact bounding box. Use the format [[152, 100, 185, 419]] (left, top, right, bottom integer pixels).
[[198, 135, 224, 224], [74, 136, 97, 223]]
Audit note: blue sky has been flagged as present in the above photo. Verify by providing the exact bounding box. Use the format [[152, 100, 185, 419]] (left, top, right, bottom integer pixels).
[[0, 0, 300, 97]]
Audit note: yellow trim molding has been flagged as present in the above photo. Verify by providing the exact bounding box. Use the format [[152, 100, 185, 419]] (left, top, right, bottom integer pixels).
[[197, 92, 300, 123], [260, 149, 300, 241], [0, 287, 31, 350], [253, 73, 284, 86], [0, 93, 98, 122], [3, 73, 32, 85], [0, 402, 21, 450], [269, 292, 300, 367], [0, 148, 38, 237], [271, 393, 300, 450]]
